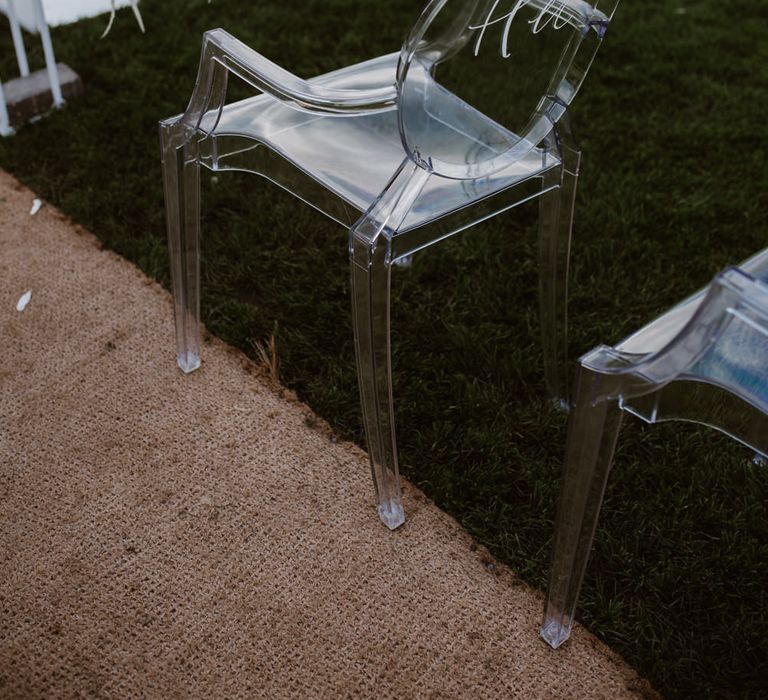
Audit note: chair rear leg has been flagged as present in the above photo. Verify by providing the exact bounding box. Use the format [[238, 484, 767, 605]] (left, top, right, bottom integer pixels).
[[539, 169, 564, 405], [540, 364, 622, 648], [161, 127, 202, 373], [538, 135, 580, 409]]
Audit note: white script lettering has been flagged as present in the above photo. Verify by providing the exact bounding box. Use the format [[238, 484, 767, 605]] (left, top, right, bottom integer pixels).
[[469, 0, 575, 57]]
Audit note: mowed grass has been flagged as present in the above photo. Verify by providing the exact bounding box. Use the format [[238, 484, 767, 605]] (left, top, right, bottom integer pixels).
[[1, 1, 767, 696]]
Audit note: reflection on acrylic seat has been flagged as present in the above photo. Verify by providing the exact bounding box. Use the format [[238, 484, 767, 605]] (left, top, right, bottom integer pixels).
[[160, 0, 620, 529], [541, 247, 768, 649]]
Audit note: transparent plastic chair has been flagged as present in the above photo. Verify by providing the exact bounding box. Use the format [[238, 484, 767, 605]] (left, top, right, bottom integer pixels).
[[540, 247, 768, 649], [160, 0, 620, 529]]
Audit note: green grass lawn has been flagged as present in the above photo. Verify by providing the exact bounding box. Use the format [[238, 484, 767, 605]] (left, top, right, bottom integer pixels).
[[2, 0, 767, 696]]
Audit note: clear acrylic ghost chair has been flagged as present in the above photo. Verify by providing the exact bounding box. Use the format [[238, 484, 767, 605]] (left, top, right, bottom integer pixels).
[[540, 247, 768, 649], [160, 0, 620, 529]]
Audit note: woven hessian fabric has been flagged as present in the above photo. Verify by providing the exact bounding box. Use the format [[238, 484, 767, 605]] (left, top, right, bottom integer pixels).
[[0, 171, 657, 699]]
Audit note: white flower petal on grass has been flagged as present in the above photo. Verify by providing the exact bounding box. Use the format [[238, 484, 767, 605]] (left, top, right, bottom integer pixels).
[[16, 290, 32, 312], [30, 198, 42, 216]]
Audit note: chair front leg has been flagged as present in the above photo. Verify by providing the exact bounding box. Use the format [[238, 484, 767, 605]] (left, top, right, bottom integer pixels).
[[538, 123, 581, 409], [540, 364, 622, 649], [349, 231, 405, 530], [160, 125, 202, 373]]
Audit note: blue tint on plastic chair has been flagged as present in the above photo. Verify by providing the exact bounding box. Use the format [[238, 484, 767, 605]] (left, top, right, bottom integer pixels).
[[160, 0, 621, 529], [541, 247, 768, 649]]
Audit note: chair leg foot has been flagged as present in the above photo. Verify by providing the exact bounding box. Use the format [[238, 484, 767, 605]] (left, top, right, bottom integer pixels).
[[378, 497, 406, 530], [540, 615, 572, 649], [177, 351, 201, 374]]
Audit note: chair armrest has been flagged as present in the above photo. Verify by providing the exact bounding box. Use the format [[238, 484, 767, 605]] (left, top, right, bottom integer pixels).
[[582, 265, 768, 401], [204, 28, 398, 115]]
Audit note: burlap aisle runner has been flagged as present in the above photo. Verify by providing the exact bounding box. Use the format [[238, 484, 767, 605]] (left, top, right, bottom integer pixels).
[[0, 171, 658, 698]]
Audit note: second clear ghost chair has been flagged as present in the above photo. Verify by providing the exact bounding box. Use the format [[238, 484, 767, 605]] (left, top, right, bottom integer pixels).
[[160, 0, 620, 529], [541, 247, 768, 649]]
